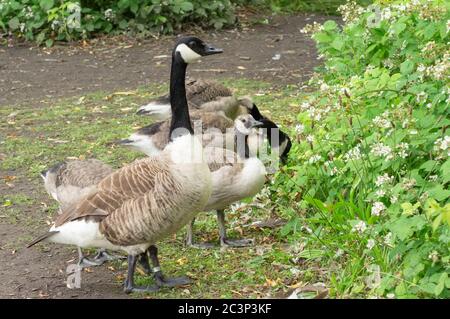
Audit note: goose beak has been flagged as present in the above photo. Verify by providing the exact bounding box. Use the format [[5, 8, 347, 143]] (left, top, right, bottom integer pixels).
[[203, 44, 223, 56], [251, 120, 265, 128], [114, 139, 134, 145], [136, 108, 148, 115]]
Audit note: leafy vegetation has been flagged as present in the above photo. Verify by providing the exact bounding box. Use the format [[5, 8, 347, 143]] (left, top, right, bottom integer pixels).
[[269, 0, 449, 298], [0, 0, 374, 46], [262, 0, 372, 15], [0, 0, 241, 46]]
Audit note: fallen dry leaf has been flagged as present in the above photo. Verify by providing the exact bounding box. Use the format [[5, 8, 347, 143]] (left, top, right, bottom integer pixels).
[[176, 257, 188, 266], [2, 175, 16, 182]]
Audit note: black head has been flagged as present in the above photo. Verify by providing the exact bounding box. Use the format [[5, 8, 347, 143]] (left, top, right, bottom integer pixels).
[[174, 36, 223, 64], [279, 132, 292, 164]]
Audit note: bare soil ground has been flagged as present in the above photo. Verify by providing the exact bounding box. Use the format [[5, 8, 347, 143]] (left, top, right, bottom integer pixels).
[[0, 14, 331, 299]]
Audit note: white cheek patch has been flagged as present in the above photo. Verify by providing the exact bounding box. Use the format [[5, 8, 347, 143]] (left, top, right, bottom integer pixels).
[[176, 43, 202, 63]]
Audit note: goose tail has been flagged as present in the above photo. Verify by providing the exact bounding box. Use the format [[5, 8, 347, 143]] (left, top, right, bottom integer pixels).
[[27, 231, 59, 248]]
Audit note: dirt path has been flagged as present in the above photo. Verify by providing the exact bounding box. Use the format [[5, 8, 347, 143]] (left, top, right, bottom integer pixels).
[[0, 14, 332, 299], [0, 14, 331, 107]]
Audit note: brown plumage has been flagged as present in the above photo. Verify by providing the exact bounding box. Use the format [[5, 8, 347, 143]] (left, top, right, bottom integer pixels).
[[41, 159, 114, 210], [119, 111, 234, 154], [52, 146, 211, 248], [136, 79, 247, 121]]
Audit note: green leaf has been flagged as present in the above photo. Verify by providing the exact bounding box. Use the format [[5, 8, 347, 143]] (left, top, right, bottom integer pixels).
[[39, 0, 54, 11], [8, 17, 20, 31], [313, 32, 332, 43], [420, 160, 437, 172], [45, 39, 54, 47], [180, 2, 194, 11], [331, 37, 344, 51], [323, 20, 337, 31], [400, 60, 414, 75], [35, 31, 46, 45], [388, 215, 427, 241], [434, 273, 447, 296], [392, 22, 406, 35], [428, 185, 450, 202], [297, 249, 325, 260]]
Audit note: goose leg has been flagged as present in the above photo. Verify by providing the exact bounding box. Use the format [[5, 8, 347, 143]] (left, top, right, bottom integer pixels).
[[148, 245, 191, 287], [123, 254, 159, 294], [217, 210, 254, 247], [90, 248, 126, 264], [137, 253, 152, 275], [77, 247, 105, 268], [185, 218, 215, 249]]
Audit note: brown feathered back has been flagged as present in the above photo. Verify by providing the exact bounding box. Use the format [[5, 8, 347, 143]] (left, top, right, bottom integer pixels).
[[185, 79, 232, 107], [54, 152, 211, 247], [43, 159, 114, 210]]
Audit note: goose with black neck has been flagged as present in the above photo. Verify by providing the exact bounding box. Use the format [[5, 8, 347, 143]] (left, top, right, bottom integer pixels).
[[27, 37, 222, 294]]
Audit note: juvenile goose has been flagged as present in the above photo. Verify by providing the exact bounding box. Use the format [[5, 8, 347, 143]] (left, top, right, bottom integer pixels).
[[136, 79, 243, 121], [41, 159, 121, 267], [186, 114, 268, 248], [28, 36, 221, 293]]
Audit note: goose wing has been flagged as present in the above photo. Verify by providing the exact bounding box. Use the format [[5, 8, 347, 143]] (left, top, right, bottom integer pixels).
[[54, 156, 172, 228], [43, 159, 114, 210], [186, 79, 232, 107]]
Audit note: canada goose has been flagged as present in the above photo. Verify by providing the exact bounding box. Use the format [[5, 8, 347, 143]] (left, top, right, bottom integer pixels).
[[117, 113, 267, 248], [41, 159, 123, 267], [117, 111, 234, 156], [28, 36, 221, 293], [237, 99, 292, 163], [136, 79, 244, 121], [186, 114, 268, 248], [124, 100, 291, 163]]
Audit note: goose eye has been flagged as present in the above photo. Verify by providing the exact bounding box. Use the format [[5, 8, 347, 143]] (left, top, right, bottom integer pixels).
[[188, 41, 195, 47]]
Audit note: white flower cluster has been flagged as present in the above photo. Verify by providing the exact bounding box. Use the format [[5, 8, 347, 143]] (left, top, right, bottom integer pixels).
[[104, 8, 115, 21], [308, 154, 322, 164], [22, 6, 34, 19], [299, 100, 331, 123], [295, 124, 304, 134], [402, 178, 417, 190], [300, 21, 323, 34], [370, 143, 393, 161], [383, 58, 394, 69], [366, 239, 376, 250], [352, 220, 367, 234], [396, 142, 409, 159], [66, 3, 81, 29], [372, 111, 392, 129], [375, 173, 393, 187], [417, 53, 450, 81], [338, 1, 365, 24], [344, 145, 362, 162], [434, 135, 450, 157], [383, 232, 393, 246], [324, 161, 339, 176], [371, 201, 386, 216], [51, 20, 61, 31]]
